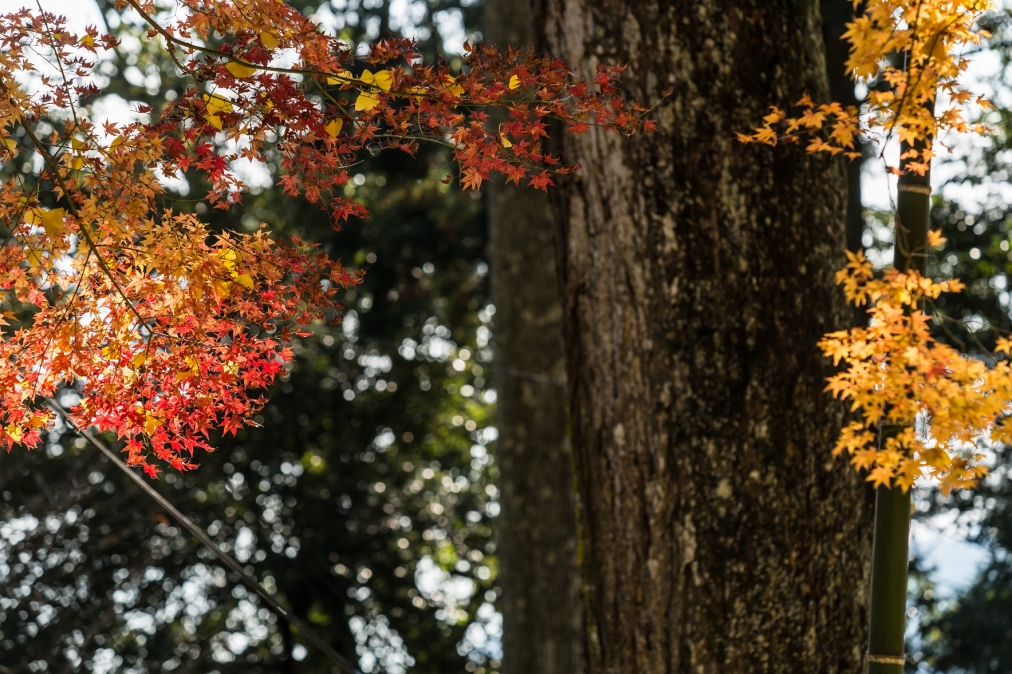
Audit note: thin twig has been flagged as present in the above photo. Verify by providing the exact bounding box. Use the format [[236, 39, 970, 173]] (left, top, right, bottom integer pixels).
[[45, 398, 359, 674]]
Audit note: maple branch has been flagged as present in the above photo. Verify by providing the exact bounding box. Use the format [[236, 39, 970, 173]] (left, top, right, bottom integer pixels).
[[9, 97, 150, 333], [121, 0, 583, 111], [884, 6, 970, 153], [124, 0, 346, 81], [0, 0, 649, 467], [35, 0, 82, 130], [123, 0, 474, 112], [884, 0, 928, 146], [45, 398, 360, 674]]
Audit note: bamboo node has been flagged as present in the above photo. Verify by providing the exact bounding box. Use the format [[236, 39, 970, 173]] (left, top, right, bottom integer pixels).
[[866, 653, 906, 665]]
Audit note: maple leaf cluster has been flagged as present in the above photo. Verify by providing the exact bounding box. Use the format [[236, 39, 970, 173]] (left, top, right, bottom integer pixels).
[[738, 0, 994, 174], [741, 0, 1006, 493], [0, 1, 653, 476], [818, 249, 1008, 494]]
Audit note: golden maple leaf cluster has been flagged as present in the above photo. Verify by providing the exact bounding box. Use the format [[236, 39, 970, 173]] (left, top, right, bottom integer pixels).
[[0, 1, 653, 476], [741, 0, 1006, 492], [819, 249, 1007, 494], [739, 0, 994, 174]]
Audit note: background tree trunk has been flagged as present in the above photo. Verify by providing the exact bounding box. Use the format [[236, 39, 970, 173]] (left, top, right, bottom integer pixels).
[[485, 2, 585, 673], [821, 0, 866, 258], [536, 2, 875, 672]]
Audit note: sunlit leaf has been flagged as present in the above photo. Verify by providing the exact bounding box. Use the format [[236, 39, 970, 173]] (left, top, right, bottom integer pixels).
[[355, 92, 380, 111], [325, 118, 343, 138], [226, 61, 257, 78], [260, 31, 280, 49]]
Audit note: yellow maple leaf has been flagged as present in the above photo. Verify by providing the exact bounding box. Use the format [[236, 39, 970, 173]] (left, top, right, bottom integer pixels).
[[327, 71, 354, 85], [850, 448, 879, 471], [5, 423, 23, 443], [235, 272, 254, 289], [509, 74, 521, 90], [203, 93, 234, 114], [325, 118, 343, 138], [25, 248, 44, 267], [226, 61, 258, 78], [212, 278, 231, 298], [355, 92, 380, 111], [131, 352, 147, 369], [218, 247, 241, 269], [145, 414, 163, 435], [361, 69, 393, 92], [499, 133, 512, 148], [443, 75, 464, 97], [867, 466, 895, 489], [763, 107, 785, 124], [945, 278, 966, 294], [33, 207, 65, 236], [260, 31, 280, 49]]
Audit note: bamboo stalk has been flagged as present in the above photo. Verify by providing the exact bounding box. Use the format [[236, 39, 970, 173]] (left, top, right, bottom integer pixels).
[[865, 148, 930, 673], [866, 481, 912, 673]]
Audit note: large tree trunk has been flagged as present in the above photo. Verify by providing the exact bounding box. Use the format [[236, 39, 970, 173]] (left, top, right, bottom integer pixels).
[[536, 2, 875, 672], [485, 2, 585, 673]]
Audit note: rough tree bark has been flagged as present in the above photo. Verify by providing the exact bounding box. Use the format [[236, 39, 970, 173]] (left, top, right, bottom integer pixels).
[[485, 2, 585, 673], [536, 2, 875, 672]]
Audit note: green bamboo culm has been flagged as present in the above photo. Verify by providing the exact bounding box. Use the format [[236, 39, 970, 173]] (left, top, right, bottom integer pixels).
[[866, 483, 913, 673], [865, 147, 931, 674]]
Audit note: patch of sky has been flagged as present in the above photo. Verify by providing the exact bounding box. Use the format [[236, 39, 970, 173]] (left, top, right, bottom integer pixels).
[[433, 8, 466, 54], [911, 509, 990, 597], [389, 0, 430, 42]]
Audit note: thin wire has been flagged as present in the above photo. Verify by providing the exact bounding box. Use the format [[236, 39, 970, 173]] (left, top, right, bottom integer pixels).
[[44, 399, 359, 674], [38, 338, 558, 666]]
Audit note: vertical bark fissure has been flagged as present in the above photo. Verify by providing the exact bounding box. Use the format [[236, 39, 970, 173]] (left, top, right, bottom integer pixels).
[[538, 2, 875, 672]]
